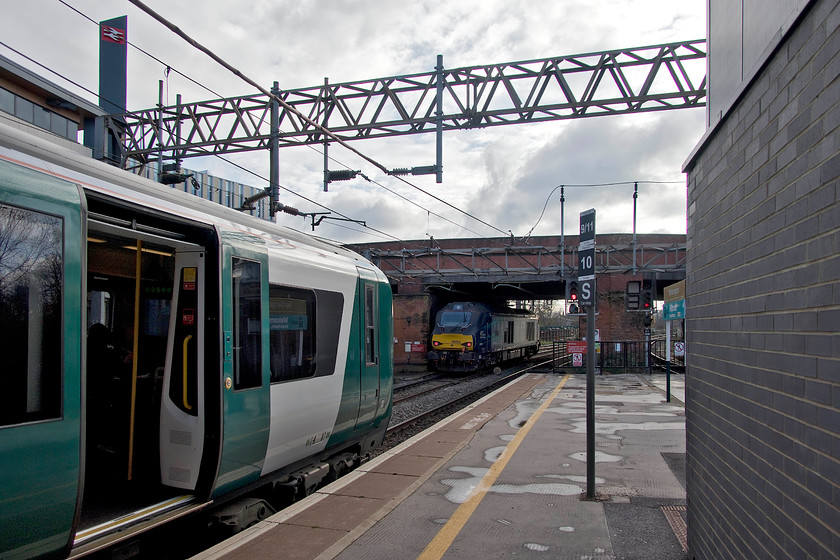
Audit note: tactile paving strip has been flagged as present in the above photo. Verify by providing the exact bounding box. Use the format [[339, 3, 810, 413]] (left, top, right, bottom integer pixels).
[[661, 505, 688, 553]]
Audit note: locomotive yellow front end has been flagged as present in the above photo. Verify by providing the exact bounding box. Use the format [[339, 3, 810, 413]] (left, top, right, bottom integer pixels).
[[431, 332, 474, 351]]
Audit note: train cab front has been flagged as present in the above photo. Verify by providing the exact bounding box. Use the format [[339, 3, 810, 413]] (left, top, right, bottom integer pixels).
[[428, 333, 476, 371], [427, 303, 481, 372]]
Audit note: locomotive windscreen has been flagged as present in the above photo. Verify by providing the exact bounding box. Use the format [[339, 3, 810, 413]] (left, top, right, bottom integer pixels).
[[440, 311, 471, 327]]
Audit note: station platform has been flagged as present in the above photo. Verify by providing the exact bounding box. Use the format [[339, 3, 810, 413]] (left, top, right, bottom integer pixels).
[[195, 372, 687, 560]]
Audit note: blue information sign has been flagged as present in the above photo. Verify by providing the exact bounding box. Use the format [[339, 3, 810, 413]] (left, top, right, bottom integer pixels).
[[663, 299, 685, 321]]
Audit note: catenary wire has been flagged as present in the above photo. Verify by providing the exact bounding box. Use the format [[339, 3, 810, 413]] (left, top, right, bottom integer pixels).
[[125, 0, 512, 239], [19, 4, 681, 246], [44, 0, 518, 242], [0, 40, 105, 104], [0, 34, 681, 245], [57, 0, 224, 99], [523, 180, 686, 241], [2, 12, 400, 242], [208, 153, 404, 243], [0, 37, 393, 242]]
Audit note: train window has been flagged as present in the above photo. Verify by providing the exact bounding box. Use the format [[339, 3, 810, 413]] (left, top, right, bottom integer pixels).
[[0, 204, 63, 426], [267, 285, 343, 383], [232, 258, 262, 390], [527, 322, 536, 341], [268, 285, 315, 382], [364, 284, 378, 365]]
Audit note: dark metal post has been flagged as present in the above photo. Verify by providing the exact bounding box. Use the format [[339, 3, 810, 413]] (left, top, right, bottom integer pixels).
[[632, 182, 638, 274], [175, 94, 182, 170], [586, 304, 596, 498], [436, 54, 444, 183], [560, 186, 565, 276], [323, 78, 329, 192], [157, 80, 164, 182], [269, 81, 280, 218]]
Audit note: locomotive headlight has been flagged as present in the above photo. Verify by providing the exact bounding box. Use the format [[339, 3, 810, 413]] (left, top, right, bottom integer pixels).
[[463, 341, 472, 348], [433, 340, 441, 346]]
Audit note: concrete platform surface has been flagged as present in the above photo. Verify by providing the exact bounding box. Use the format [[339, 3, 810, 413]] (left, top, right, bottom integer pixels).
[[194, 373, 687, 560]]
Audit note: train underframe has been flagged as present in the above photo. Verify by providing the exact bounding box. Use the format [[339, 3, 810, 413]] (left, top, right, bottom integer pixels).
[[428, 344, 538, 373]]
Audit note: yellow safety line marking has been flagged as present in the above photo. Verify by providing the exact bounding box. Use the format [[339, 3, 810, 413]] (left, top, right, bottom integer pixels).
[[416, 374, 571, 560]]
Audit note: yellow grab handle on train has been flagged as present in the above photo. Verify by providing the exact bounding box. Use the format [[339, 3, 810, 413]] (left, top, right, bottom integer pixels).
[[183, 335, 193, 410]]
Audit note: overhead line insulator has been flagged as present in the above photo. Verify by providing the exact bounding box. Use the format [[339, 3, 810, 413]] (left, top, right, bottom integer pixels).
[[387, 165, 438, 177], [326, 170, 360, 182]]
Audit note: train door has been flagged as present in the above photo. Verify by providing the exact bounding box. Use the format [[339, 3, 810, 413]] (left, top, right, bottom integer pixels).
[[0, 161, 84, 559], [158, 249, 206, 490], [213, 230, 270, 495], [83, 221, 205, 497], [355, 268, 381, 429]]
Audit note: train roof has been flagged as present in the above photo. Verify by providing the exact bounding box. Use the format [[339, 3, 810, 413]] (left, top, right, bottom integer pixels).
[[0, 121, 378, 272]]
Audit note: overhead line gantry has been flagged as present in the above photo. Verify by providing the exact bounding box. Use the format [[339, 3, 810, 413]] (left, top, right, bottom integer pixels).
[[109, 39, 706, 190]]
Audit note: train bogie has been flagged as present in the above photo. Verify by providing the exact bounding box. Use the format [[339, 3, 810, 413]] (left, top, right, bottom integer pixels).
[[0, 121, 393, 558]]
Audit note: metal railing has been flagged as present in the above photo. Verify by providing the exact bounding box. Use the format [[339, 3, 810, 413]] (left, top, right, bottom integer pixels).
[[549, 337, 685, 373]]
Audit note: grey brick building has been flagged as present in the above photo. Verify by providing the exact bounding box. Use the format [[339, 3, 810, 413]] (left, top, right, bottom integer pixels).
[[683, 0, 840, 558]]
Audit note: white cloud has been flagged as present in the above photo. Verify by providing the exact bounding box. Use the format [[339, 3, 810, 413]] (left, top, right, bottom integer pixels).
[[4, 0, 705, 243]]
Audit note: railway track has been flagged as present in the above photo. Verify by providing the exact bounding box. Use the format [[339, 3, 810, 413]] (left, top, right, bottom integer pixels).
[[393, 373, 484, 405], [649, 351, 686, 373], [386, 356, 555, 437], [393, 372, 448, 392]]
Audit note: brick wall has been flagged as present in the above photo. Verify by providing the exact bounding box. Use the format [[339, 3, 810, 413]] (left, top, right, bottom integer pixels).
[[589, 273, 651, 341], [684, 1, 840, 558], [392, 293, 431, 372]]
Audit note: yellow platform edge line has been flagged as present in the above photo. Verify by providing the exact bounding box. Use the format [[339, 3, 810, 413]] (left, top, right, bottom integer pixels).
[[416, 374, 571, 560]]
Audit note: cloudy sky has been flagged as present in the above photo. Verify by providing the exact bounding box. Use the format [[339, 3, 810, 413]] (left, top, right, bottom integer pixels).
[[4, 0, 706, 244]]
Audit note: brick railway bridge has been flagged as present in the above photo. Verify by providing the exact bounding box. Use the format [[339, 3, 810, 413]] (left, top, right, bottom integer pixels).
[[348, 233, 686, 370]]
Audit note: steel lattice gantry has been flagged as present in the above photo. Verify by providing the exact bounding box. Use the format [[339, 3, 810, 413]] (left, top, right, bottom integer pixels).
[[115, 39, 706, 165]]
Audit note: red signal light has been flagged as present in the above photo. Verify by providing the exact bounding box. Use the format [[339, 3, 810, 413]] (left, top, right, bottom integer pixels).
[[568, 280, 579, 301]]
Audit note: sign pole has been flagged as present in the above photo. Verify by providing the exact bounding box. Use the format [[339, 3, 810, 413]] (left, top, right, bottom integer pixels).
[[578, 208, 596, 499], [586, 303, 595, 497]]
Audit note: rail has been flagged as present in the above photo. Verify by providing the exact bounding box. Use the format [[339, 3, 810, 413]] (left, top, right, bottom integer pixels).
[[386, 357, 554, 435]]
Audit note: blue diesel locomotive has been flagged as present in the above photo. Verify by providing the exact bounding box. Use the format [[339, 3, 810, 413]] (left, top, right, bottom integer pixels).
[[0, 121, 393, 558], [427, 302, 539, 372]]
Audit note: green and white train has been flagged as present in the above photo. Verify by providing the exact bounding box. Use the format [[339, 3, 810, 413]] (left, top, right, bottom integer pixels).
[[0, 121, 393, 559]]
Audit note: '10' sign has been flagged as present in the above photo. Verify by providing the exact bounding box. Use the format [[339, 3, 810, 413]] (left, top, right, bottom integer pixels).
[[578, 209, 596, 307]]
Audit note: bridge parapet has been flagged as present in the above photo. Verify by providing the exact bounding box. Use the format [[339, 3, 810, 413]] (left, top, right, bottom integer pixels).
[[350, 234, 686, 281]]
